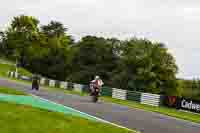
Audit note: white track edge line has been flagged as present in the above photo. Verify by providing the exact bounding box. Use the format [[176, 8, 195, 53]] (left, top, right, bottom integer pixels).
[[31, 94, 140, 133]]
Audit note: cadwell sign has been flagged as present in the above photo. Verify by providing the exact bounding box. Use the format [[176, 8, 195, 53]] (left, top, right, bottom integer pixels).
[[180, 98, 200, 113], [164, 96, 200, 113]]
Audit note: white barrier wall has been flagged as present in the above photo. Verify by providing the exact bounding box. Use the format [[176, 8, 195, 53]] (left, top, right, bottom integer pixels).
[[74, 84, 83, 92], [40, 78, 46, 85], [14, 72, 19, 78], [60, 82, 68, 89], [140, 93, 161, 106], [49, 80, 56, 87], [112, 88, 127, 100], [7, 71, 165, 108], [10, 72, 14, 77]]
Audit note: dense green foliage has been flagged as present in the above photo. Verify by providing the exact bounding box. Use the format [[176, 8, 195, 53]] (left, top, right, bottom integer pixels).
[[67, 36, 120, 85], [0, 15, 73, 80], [0, 15, 179, 95], [178, 79, 200, 100]]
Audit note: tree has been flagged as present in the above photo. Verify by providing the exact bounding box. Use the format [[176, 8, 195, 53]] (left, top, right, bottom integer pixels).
[[111, 38, 178, 95], [0, 31, 6, 55], [66, 36, 120, 85], [41, 21, 67, 38], [5, 15, 39, 67], [25, 21, 72, 80], [1, 15, 181, 96]]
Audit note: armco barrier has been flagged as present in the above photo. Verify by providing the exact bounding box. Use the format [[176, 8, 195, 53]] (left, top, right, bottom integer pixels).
[[67, 82, 74, 91], [20, 75, 31, 81], [45, 79, 50, 86], [8, 71, 20, 79], [8, 71, 31, 81], [140, 93, 161, 107], [60, 81, 68, 89], [55, 81, 60, 88], [73, 84, 83, 92], [8, 71, 200, 113], [7, 71, 165, 108], [112, 88, 127, 100], [82, 85, 90, 93], [101, 87, 112, 97], [8, 71, 13, 77], [126, 91, 141, 102], [40, 78, 46, 85], [49, 80, 56, 87]]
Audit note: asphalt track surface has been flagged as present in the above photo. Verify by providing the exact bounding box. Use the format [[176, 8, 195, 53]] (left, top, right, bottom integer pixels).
[[0, 78, 200, 133]]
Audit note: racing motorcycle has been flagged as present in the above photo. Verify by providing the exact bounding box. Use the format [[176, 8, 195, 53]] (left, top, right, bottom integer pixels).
[[89, 81, 100, 103]]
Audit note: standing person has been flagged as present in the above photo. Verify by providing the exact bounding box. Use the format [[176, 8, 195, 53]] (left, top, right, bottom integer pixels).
[[32, 74, 39, 91]]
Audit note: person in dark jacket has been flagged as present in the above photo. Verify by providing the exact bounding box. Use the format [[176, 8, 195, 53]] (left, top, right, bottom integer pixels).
[[32, 74, 39, 91]]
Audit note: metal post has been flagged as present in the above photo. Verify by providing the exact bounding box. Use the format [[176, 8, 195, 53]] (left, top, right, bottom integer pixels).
[[15, 58, 18, 78]]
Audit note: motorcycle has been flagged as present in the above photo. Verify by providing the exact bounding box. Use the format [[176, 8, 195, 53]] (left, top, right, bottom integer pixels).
[[89, 82, 100, 103], [91, 88, 100, 102]]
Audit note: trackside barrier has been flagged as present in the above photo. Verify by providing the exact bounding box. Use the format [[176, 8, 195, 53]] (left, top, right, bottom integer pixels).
[[55, 81, 60, 88], [140, 93, 161, 107], [82, 85, 90, 93], [112, 88, 127, 100], [126, 91, 142, 102], [67, 82, 74, 91], [7, 71, 165, 108], [60, 81, 68, 89], [8, 71, 31, 81], [73, 84, 83, 92], [101, 87, 113, 97], [8, 71, 200, 113], [40, 78, 46, 85], [49, 80, 56, 87]]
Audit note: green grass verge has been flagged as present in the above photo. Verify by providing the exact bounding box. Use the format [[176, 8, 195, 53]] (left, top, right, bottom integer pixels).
[[0, 63, 32, 77], [101, 97, 200, 123], [0, 86, 27, 95], [0, 58, 14, 65], [0, 101, 134, 133]]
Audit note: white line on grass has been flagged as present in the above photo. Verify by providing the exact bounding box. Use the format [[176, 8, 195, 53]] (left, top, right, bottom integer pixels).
[[31, 94, 139, 133]]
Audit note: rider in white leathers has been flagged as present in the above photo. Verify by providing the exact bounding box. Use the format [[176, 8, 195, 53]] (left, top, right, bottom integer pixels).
[[90, 75, 104, 96]]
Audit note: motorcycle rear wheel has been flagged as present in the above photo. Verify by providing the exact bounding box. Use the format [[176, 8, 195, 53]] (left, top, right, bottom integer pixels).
[[92, 96, 98, 103]]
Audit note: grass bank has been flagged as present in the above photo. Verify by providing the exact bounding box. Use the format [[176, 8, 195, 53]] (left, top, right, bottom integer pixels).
[[0, 63, 32, 77], [0, 86, 27, 95], [0, 101, 134, 133]]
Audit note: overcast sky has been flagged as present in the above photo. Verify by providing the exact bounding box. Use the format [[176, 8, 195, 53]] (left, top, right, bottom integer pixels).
[[0, 0, 200, 79]]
